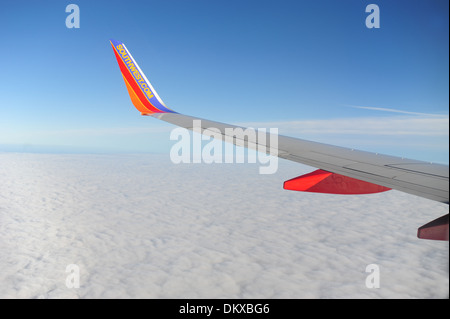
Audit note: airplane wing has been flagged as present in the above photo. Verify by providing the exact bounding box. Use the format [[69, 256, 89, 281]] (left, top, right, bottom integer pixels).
[[110, 39, 449, 241]]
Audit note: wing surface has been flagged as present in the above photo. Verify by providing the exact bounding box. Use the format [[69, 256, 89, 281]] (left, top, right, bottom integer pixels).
[[153, 113, 449, 204], [110, 39, 449, 240]]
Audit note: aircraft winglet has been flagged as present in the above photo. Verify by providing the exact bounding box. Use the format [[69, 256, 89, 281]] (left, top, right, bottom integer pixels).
[[110, 39, 175, 115]]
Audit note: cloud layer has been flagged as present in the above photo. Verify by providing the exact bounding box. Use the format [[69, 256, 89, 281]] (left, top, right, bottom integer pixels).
[[0, 153, 448, 298]]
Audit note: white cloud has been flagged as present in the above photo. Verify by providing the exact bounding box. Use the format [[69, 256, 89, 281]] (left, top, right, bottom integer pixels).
[[0, 154, 448, 298], [347, 105, 448, 117], [27, 126, 174, 137], [240, 116, 449, 137]]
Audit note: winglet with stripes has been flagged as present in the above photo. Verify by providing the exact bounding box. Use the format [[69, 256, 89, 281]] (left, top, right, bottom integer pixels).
[[110, 39, 175, 115]]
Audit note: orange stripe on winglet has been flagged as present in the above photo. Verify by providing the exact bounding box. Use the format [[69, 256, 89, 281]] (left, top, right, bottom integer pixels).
[[111, 43, 161, 113], [122, 74, 153, 114]]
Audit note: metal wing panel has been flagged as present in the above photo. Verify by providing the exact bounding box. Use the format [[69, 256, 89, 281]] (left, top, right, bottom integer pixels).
[[153, 113, 449, 204]]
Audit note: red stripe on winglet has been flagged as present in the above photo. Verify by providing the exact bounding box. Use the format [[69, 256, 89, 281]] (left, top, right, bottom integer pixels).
[[111, 45, 161, 113]]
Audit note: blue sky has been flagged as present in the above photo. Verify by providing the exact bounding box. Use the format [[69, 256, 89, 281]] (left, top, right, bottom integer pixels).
[[0, 0, 448, 163]]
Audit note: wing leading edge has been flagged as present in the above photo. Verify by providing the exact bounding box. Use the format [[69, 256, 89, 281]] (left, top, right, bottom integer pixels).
[[110, 39, 449, 240]]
